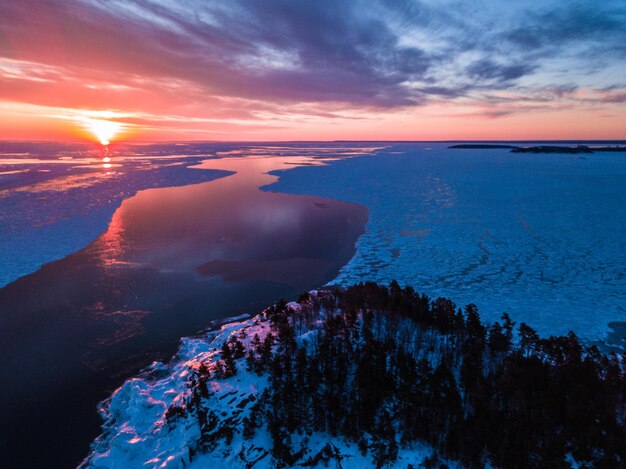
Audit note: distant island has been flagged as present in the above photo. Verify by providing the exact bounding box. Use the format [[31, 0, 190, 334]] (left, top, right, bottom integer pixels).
[[450, 144, 626, 153]]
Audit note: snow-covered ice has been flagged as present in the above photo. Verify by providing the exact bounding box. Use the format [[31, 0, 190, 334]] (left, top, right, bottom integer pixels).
[[0, 143, 228, 287], [269, 143, 626, 339]]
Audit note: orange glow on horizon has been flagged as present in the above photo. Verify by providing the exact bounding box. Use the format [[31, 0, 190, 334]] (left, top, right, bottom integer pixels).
[[0, 101, 623, 143]]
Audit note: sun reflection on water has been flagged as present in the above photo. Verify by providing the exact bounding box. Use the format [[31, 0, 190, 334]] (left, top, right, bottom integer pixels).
[[98, 209, 125, 268]]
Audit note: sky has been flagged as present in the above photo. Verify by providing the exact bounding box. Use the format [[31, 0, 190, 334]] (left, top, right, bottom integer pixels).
[[0, 0, 624, 142]]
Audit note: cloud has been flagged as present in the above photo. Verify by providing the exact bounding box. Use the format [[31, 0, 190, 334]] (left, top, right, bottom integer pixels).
[[504, 1, 626, 56], [0, 0, 624, 136], [466, 59, 537, 84]]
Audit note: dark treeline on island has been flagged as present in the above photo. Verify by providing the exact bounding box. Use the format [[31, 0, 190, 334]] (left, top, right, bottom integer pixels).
[[166, 283, 626, 468], [450, 144, 626, 154]]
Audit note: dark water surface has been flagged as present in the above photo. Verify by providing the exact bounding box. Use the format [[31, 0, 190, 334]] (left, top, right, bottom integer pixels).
[[0, 146, 370, 468]]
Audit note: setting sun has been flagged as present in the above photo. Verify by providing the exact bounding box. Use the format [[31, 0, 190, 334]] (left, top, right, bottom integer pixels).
[[86, 119, 120, 145]]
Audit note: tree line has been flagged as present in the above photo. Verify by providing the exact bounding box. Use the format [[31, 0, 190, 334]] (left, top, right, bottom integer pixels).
[[170, 282, 626, 468]]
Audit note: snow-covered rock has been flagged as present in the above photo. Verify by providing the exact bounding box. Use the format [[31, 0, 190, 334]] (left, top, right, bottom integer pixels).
[[82, 299, 451, 469]]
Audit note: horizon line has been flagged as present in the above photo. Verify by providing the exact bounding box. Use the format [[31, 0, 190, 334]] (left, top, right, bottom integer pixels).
[[1, 139, 625, 145]]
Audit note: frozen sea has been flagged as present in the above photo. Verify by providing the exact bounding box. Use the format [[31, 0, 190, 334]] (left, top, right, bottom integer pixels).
[[1, 141, 625, 341], [270, 142, 626, 339]]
